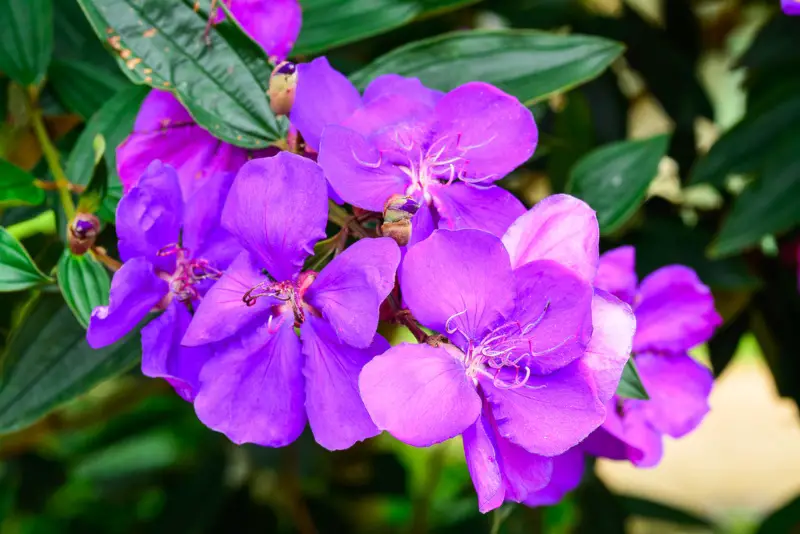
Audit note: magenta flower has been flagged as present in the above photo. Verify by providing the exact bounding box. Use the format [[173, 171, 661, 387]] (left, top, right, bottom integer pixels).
[[291, 57, 538, 243], [582, 246, 722, 467], [359, 195, 635, 512], [214, 0, 301, 63], [87, 161, 241, 401], [181, 153, 401, 451]]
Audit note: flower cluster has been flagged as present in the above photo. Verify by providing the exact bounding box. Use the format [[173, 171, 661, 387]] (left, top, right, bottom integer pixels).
[[88, 3, 722, 513]]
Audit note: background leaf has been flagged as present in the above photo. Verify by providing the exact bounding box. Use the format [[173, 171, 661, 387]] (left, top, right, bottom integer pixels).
[[0, 0, 53, 86], [0, 228, 53, 292], [350, 30, 624, 106], [47, 58, 128, 120], [56, 250, 110, 328], [616, 358, 649, 400], [0, 161, 45, 208]]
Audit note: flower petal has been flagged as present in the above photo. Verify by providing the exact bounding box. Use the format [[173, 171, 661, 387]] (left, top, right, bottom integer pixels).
[[291, 57, 361, 151], [509, 260, 593, 374], [87, 257, 167, 348], [502, 194, 599, 282], [432, 82, 537, 182], [182, 251, 275, 346], [194, 321, 306, 447], [633, 265, 722, 353], [359, 343, 481, 447], [305, 237, 400, 348], [595, 246, 638, 304], [342, 94, 433, 152], [141, 300, 212, 401], [408, 201, 435, 248], [636, 352, 713, 438], [401, 229, 515, 343], [583, 406, 663, 467], [318, 125, 409, 212], [431, 183, 526, 238], [301, 315, 387, 450], [462, 414, 505, 513], [583, 290, 636, 404], [482, 359, 605, 456], [523, 446, 584, 507], [222, 152, 328, 281], [363, 74, 443, 107], [225, 0, 301, 61], [182, 170, 238, 267]]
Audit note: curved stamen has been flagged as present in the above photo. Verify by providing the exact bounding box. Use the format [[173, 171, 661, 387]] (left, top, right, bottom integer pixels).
[[352, 148, 382, 169], [445, 308, 468, 335]]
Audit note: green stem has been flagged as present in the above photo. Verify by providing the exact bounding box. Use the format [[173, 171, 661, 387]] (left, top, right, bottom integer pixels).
[[6, 210, 56, 240], [26, 88, 76, 222], [410, 444, 447, 534], [327, 200, 351, 227]]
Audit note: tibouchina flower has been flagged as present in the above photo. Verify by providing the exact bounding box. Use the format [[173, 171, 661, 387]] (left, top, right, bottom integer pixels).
[[291, 57, 537, 244], [86, 161, 241, 401], [117, 0, 301, 196], [582, 246, 722, 467], [182, 152, 401, 451], [360, 195, 635, 512]]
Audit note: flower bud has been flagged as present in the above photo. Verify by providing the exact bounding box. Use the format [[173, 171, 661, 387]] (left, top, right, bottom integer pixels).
[[268, 61, 297, 116], [380, 195, 419, 247], [68, 213, 100, 255]]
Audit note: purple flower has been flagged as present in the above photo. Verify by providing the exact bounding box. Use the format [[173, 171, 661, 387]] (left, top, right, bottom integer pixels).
[[582, 246, 722, 467], [359, 195, 635, 512], [290, 57, 538, 244], [181, 152, 401, 450], [86, 161, 241, 401], [213, 0, 301, 62]]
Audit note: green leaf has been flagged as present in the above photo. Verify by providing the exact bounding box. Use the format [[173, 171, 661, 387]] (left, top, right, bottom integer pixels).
[[57, 250, 110, 328], [0, 293, 142, 433], [350, 30, 624, 106], [0, 160, 45, 208], [568, 134, 670, 234], [710, 135, 800, 257], [77, 0, 286, 148], [294, 0, 478, 56], [616, 358, 649, 400], [619, 496, 712, 527], [0, 227, 53, 292], [0, 0, 53, 86], [47, 58, 128, 119]]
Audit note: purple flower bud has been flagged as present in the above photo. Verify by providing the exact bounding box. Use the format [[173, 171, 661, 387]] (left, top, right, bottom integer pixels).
[[68, 213, 100, 255], [269, 61, 297, 116]]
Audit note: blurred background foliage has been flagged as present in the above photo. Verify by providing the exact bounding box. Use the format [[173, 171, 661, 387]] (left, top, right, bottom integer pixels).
[[1, 0, 799, 532]]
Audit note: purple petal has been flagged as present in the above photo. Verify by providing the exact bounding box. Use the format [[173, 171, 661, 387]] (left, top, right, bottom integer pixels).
[[633, 265, 722, 353], [116, 161, 183, 267], [222, 152, 328, 281], [194, 321, 306, 447], [584, 405, 664, 467], [482, 359, 605, 456], [318, 125, 409, 212], [502, 194, 600, 283], [301, 315, 388, 450], [342, 94, 433, 152], [509, 260, 593, 374], [636, 353, 713, 438], [182, 251, 274, 346], [87, 257, 167, 348], [225, 0, 301, 61], [359, 343, 481, 447], [305, 237, 400, 348], [182, 170, 237, 264], [432, 82, 537, 182], [401, 229, 515, 343], [408, 201, 435, 248], [523, 446, 584, 507], [141, 300, 212, 401], [595, 246, 638, 304], [583, 290, 636, 404], [430, 183, 526, 238], [291, 57, 361, 151], [363, 74, 443, 107]]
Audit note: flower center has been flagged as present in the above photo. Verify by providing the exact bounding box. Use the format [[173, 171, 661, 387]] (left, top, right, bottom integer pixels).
[[157, 243, 221, 303], [241, 271, 317, 329]]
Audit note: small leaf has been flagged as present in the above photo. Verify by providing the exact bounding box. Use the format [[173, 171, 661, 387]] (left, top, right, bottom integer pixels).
[[57, 250, 110, 328], [47, 58, 128, 119], [304, 234, 343, 272], [616, 358, 649, 400], [0, 227, 53, 292], [0, 0, 53, 86], [350, 30, 624, 106], [77, 0, 286, 148], [77, 146, 109, 214], [568, 134, 670, 234], [0, 293, 142, 434], [0, 160, 45, 208]]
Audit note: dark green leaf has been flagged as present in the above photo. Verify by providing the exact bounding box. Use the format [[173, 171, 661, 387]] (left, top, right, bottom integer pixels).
[[0, 0, 53, 86], [77, 0, 286, 148], [56, 250, 110, 328], [568, 134, 670, 234], [710, 135, 800, 257], [0, 160, 45, 208], [0, 293, 142, 433], [350, 30, 624, 106], [47, 58, 128, 119], [755, 493, 800, 534], [0, 227, 53, 292], [294, 0, 479, 56], [616, 358, 649, 400], [546, 90, 594, 193], [620, 496, 712, 527], [708, 309, 749, 377]]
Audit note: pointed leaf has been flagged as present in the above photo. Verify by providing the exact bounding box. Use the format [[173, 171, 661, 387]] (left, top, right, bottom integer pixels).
[[0, 160, 45, 208], [616, 358, 649, 400], [47, 58, 128, 119], [57, 250, 110, 328], [0, 0, 53, 86], [0, 227, 53, 292]]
